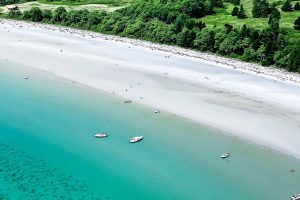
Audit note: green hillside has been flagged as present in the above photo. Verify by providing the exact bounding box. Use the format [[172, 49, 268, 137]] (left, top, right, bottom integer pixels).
[[202, 0, 300, 42]]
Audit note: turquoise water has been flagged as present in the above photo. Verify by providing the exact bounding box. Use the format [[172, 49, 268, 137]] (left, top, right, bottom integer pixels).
[[0, 61, 300, 200]]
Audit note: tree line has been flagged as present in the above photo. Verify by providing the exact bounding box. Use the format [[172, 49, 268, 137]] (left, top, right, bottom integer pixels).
[[5, 0, 300, 72], [252, 0, 300, 15]]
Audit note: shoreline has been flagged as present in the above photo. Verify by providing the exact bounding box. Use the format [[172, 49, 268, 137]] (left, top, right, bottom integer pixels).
[[1, 19, 300, 87], [1, 19, 300, 160]]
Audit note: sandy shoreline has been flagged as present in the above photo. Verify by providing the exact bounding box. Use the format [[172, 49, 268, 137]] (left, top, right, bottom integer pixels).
[[2, 19, 300, 86], [1, 19, 300, 160]]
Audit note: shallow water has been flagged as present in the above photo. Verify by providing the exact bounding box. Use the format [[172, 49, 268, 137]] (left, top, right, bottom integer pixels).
[[0, 61, 300, 199]]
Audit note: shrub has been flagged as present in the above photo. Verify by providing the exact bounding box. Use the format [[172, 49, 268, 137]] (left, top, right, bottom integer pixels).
[[281, 0, 293, 11], [294, 2, 300, 10], [231, 6, 239, 16], [294, 16, 300, 30]]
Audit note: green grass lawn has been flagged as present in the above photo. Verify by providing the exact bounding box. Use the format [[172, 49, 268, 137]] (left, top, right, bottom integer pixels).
[[0, 1, 126, 13], [201, 0, 300, 42], [38, 0, 131, 6]]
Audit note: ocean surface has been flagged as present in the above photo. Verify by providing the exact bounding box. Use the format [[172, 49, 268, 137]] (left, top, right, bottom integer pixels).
[[0, 61, 299, 200]]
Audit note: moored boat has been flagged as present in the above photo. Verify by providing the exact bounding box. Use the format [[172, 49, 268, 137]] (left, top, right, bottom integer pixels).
[[130, 136, 143, 143], [221, 152, 230, 158], [291, 194, 300, 200], [94, 132, 108, 138]]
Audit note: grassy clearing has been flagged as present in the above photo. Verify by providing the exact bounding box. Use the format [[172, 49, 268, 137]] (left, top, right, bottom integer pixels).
[[201, 0, 300, 42], [0, 1, 125, 13]]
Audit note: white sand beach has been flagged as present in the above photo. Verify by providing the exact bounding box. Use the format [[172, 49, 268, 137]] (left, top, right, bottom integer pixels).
[[1, 19, 300, 159]]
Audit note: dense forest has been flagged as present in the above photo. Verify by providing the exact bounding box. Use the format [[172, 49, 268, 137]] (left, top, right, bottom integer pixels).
[[3, 0, 300, 72]]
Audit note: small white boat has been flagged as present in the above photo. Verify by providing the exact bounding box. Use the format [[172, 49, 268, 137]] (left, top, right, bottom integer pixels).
[[154, 110, 160, 114], [94, 132, 108, 138], [221, 152, 230, 158], [291, 194, 300, 200], [24, 76, 29, 79], [130, 136, 143, 143], [124, 100, 132, 103]]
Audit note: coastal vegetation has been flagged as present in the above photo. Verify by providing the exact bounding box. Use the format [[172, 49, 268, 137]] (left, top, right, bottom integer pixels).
[[2, 0, 300, 72], [0, 0, 130, 6]]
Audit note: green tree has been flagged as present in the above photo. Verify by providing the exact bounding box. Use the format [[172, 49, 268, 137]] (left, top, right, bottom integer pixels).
[[261, 16, 279, 65], [53, 7, 67, 22], [193, 28, 215, 51], [243, 47, 257, 61], [252, 0, 270, 18], [87, 11, 104, 28], [294, 2, 300, 10], [269, 17, 280, 42], [232, 0, 240, 5], [166, 12, 177, 24], [184, 19, 195, 29], [174, 14, 187, 33], [219, 31, 237, 55], [252, 0, 260, 17], [257, 45, 266, 62], [211, 0, 224, 8], [42, 9, 52, 22], [194, 21, 206, 30], [236, 36, 250, 54], [277, 33, 286, 51], [231, 6, 239, 16], [260, 16, 280, 65], [268, 7, 281, 24], [22, 10, 31, 20], [7, 10, 22, 19], [205, 1, 215, 14], [224, 0, 240, 5], [237, 4, 247, 18], [274, 48, 290, 69], [224, 23, 233, 33], [260, 0, 270, 17], [250, 30, 260, 50], [176, 27, 196, 47], [294, 16, 300, 30], [281, 0, 293, 11], [239, 24, 251, 39], [143, 19, 175, 43], [288, 41, 300, 72], [123, 17, 144, 37], [66, 10, 83, 25], [214, 28, 227, 50], [29, 7, 43, 22], [181, 0, 206, 18]]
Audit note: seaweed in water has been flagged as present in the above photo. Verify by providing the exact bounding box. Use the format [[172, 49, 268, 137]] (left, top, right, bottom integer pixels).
[[0, 142, 101, 199]]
